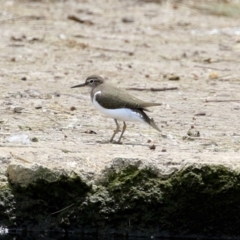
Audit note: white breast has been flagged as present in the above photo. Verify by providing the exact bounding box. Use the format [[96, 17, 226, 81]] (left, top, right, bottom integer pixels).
[[92, 91, 145, 123]]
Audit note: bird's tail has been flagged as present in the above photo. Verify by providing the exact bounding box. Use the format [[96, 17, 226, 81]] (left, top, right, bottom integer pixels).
[[149, 117, 161, 132], [140, 110, 161, 132]]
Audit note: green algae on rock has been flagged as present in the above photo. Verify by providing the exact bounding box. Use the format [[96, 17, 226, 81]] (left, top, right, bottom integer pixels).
[[160, 165, 240, 236], [80, 162, 240, 237], [1, 160, 240, 238]]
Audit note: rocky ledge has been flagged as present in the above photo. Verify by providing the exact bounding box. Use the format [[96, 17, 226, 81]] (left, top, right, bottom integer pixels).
[[1, 158, 240, 239]]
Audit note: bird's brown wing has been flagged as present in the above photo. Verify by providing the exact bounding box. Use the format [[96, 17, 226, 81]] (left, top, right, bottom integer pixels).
[[95, 84, 161, 110]]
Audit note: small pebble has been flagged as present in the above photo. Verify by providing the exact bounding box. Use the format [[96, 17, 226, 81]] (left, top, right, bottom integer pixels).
[[31, 137, 38, 142], [53, 92, 61, 97], [187, 128, 200, 137], [35, 105, 42, 109], [168, 74, 180, 81], [18, 125, 32, 131], [195, 112, 206, 116], [25, 89, 41, 98], [59, 34, 67, 40], [13, 107, 23, 113], [209, 71, 219, 79], [149, 144, 156, 150], [84, 130, 97, 134], [70, 106, 77, 111], [122, 17, 134, 23]]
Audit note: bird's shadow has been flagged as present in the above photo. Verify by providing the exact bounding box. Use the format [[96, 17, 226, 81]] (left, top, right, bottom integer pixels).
[[96, 140, 150, 147]]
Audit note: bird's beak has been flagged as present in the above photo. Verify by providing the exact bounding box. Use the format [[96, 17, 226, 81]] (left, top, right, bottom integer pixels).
[[71, 83, 87, 88]]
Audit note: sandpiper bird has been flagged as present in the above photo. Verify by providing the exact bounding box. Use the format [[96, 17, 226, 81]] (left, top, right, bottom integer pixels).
[[71, 75, 161, 143]]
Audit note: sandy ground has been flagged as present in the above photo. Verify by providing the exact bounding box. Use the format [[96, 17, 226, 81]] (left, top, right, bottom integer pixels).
[[0, 0, 240, 180]]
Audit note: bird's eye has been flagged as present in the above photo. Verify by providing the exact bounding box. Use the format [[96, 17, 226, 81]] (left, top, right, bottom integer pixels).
[[89, 79, 94, 83]]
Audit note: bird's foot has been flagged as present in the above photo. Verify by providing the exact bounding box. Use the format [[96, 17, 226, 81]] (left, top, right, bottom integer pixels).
[[96, 139, 122, 144], [96, 139, 110, 144], [113, 140, 123, 145], [109, 139, 123, 144]]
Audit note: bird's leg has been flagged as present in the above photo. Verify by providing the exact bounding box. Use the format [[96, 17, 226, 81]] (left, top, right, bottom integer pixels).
[[117, 122, 126, 143], [109, 119, 120, 142]]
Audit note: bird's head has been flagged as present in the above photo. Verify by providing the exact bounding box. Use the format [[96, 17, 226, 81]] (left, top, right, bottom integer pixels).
[[71, 75, 104, 89]]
